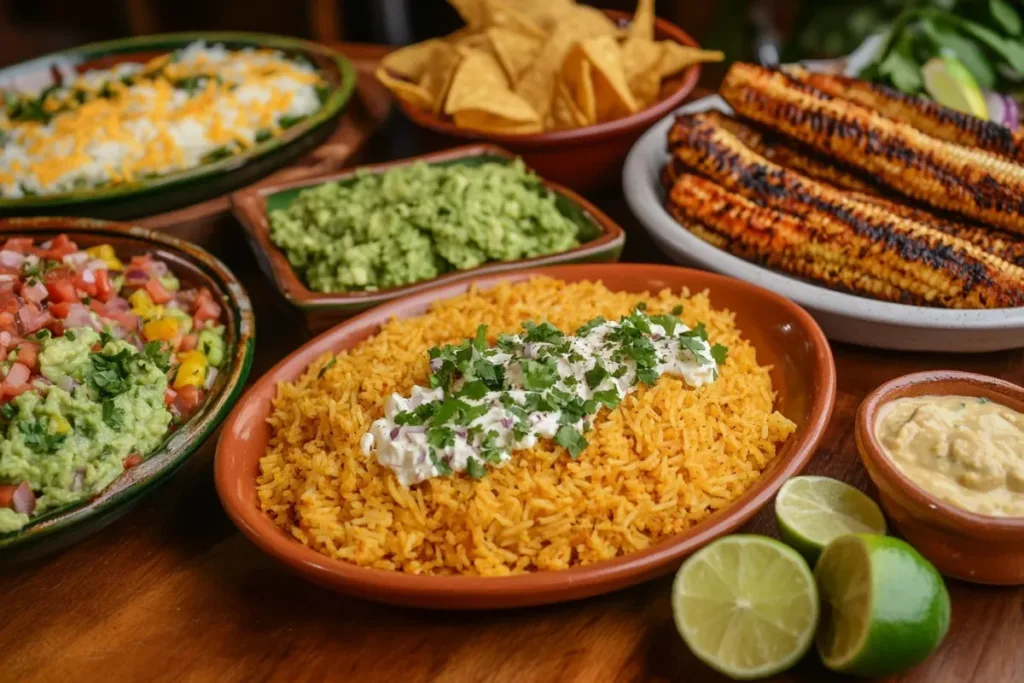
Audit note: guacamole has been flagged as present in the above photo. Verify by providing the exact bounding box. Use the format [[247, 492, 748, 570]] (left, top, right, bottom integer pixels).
[[267, 159, 583, 292], [0, 328, 171, 532]]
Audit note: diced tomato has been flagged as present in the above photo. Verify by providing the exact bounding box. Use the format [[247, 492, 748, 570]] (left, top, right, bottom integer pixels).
[[192, 288, 221, 325], [48, 301, 72, 319], [45, 319, 64, 337], [94, 269, 114, 303], [73, 272, 98, 298], [0, 292, 18, 314], [164, 387, 177, 406], [0, 484, 16, 509], [0, 313, 15, 335], [123, 454, 143, 469], [44, 234, 78, 260], [129, 254, 154, 270], [173, 386, 203, 417], [2, 238, 33, 254], [144, 278, 172, 304], [2, 362, 31, 396], [45, 278, 79, 304], [179, 333, 198, 352], [16, 342, 39, 372], [110, 311, 139, 331]]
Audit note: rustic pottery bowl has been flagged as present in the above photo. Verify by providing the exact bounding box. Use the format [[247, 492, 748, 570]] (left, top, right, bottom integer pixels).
[[0, 32, 356, 220], [856, 371, 1024, 585], [0, 217, 255, 561], [215, 263, 836, 609], [231, 144, 626, 333], [394, 11, 704, 192]]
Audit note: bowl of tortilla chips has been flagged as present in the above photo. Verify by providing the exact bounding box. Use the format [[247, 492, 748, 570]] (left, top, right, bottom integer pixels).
[[375, 0, 721, 191]]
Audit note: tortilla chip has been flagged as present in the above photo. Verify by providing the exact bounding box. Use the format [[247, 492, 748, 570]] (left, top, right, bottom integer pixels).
[[628, 0, 656, 43], [514, 12, 616, 118], [621, 37, 664, 106], [551, 80, 589, 129], [375, 67, 435, 111], [561, 47, 596, 124], [454, 109, 544, 134], [499, 0, 577, 33], [482, 0, 546, 40], [576, 36, 638, 121], [380, 40, 445, 81], [658, 43, 725, 79], [445, 51, 538, 125], [418, 43, 462, 114], [487, 27, 542, 83], [448, 0, 486, 30]]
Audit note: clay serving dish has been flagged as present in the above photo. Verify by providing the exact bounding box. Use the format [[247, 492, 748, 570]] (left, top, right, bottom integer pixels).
[[231, 144, 625, 333], [394, 11, 704, 192], [856, 371, 1024, 585], [0, 217, 255, 561], [215, 263, 836, 609], [0, 32, 356, 220]]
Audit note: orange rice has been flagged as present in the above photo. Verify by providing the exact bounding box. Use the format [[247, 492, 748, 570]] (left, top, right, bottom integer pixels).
[[256, 278, 796, 575]]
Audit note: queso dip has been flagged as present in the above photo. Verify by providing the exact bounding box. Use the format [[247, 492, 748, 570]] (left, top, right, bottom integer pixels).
[[876, 395, 1024, 517]]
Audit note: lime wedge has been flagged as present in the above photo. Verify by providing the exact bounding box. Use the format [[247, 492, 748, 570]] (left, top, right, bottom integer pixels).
[[672, 535, 819, 680], [775, 476, 886, 565], [815, 534, 951, 677], [922, 55, 989, 119]]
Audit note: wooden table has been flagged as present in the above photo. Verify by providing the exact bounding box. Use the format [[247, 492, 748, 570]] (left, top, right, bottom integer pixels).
[[2, 44, 1023, 683]]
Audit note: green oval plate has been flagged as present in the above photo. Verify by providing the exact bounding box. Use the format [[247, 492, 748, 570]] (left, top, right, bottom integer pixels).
[[0, 217, 255, 561], [0, 32, 356, 220]]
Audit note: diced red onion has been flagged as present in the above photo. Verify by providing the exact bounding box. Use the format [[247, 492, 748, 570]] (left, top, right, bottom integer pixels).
[[390, 427, 400, 439], [523, 343, 537, 359], [64, 303, 98, 330], [501, 417, 514, 428], [149, 260, 169, 277], [15, 306, 51, 335], [124, 269, 149, 286], [11, 482, 35, 515], [0, 331, 11, 348], [984, 90, 1020, 130], [70, 469, 85, 492], [21, 281, 48, 304], [0, 250, 25, 268], [80, 268, 97, 285], [39, 239, 53, 250], [4, 362, 30, 388], [105, 296, 131, 313]]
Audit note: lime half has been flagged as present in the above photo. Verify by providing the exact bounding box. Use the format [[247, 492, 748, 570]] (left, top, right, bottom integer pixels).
[[922, 55, 989, 119], [672, 535, 819, 680], [815, 534, 951, 677], [775, 476, 886, 565]]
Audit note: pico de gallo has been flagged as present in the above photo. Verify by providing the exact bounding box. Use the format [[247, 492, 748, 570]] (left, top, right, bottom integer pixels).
[[0, 234, 227, 533]]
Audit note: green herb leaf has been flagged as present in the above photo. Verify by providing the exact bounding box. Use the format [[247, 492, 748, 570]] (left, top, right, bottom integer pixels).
[[1, 403, 16, 421], [144, 341, 172, 372], [521, 358, 559, 391], [465, 457, 486, 479], [649, 314, 679, 336], [989, 0, 1022, 37], [921, 19, 996, 88], [102, 399, 124, 430], [65, 330, 76, 342], [671, 305, 683, 315], [429, 450, 452, 475], [943, 12, 1024, 72], [586, 361, 609, 389], [473, 324, 489, 351], [711, 343, 729, 366], [18, 420, 66, 452], [555, 425, 587, 459], [522, 321, 564, 344], [458, 380, 489, 400], [592, 389, 620, 409], [317, 356, 337, 379], [575, 316, 606, 336]]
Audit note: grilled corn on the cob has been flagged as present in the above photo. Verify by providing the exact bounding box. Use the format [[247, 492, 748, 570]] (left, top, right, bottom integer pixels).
[[720, 63, 1024, 233], [666, 114, 1024, 308], [785, 66, 1024, 165]]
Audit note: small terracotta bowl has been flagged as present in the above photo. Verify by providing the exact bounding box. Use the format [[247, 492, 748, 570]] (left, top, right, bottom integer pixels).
[[856, 371, 1024, 585], [231, 144, 625, 333], [395, 10, 704, 192]]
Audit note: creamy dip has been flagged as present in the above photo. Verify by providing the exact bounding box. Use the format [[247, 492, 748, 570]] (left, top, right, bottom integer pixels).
[[361, 307, 728, 486], [875, 395, 1024, 517]]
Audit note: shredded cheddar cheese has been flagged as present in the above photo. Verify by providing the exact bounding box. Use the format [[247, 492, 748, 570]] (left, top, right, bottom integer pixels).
[[0, 42, 326, 199]]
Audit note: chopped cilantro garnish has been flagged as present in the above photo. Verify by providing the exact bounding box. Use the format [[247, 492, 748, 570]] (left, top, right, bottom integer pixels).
[[65, 330, 76, 342], [521, 358, 558, 391], [0, 403, 16, 421], [575, 316, 606, 336], [649, 314, 679, 336], [102, 400, 124, 430], [18, 420, 66, 452], [317, 356, 336, 379], [33, 329, 51, 341], [465, 457, 486, 479], [592, 389, 620, 409], [522, 321, 564, 344], [671, 305, 683, 315], [143, 341, 172, 372], [458, 380, 488, 400], [555, 425, 587, 459], [473, 324, 489, 351], [586, 361, 609, 389], [429, 450, 452, 475], [710, 343, 729, 366]]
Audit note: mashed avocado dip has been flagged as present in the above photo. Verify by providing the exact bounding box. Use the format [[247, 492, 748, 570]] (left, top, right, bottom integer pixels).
[[267, 159, 583, 292], [0, 328, 171, 532]]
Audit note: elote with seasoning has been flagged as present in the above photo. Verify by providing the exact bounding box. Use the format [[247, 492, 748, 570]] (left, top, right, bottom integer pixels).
[[664, 114, 1024, 308], [720, 63, 1024, 233]]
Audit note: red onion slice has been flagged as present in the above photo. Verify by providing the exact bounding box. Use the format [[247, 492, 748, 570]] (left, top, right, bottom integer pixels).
[[12, 482, 36, 515]]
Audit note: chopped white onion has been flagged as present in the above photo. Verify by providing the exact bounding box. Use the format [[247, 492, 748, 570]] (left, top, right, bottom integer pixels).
[[0, 250, 25, 268]]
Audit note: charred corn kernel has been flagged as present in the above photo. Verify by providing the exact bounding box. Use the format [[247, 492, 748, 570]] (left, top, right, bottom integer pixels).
[[50, 415, 72, 435], [86, 244, 123, 270], [720, 63, 1024, 233], [666, 114, 1024, 309], [174, 350, 207, 389], [143, 317, 179, 342]]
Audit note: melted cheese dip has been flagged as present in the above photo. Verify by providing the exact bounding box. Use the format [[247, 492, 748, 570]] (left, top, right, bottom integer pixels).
[[876, 395, 1024, 517]]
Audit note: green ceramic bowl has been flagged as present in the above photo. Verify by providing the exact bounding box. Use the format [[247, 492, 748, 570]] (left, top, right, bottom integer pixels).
[[0, 32, 356, 220], [231, 144, 627, 333], [0, 217, 255, 561]]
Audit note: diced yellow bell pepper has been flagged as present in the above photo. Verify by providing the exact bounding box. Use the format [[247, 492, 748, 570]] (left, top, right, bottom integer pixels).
[[129, 289, 162, 320], [143, 317, 180, 342], [50, 415, 72, 435], [86, 244, 123, 271], [174, 350, 208, 389]]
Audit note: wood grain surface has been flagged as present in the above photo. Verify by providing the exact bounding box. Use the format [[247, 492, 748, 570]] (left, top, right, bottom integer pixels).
[[1, 45, 1023, 683]]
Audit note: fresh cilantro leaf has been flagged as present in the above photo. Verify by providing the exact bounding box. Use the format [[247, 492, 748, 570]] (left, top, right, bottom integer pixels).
[[33, 329, 51, 341], [429, 450, 452, 475], [710, 343, 728, 366], [99, 330, 114, 347], [427, 426, 455, 450], [102, 400, 124, 430], [649, 314, 678, 336], [586, 361, 608, 389], [0, 403, 16, 420], [684, 323, 708, 341], [575, 316, 606, 336], [636, 366, 659, 384], [635, 302, 647, 311], [458, 380, 488, 400], [144, 341, 172, 372], [592, 389, 620, 409], [473, 324, 489, 351], [671, 305, 683, 315], [520, 358, 558, 391], [496, 333, 518, 352], [65, 330, 76, 342], [555, 425, 587, 459], [18, 420, 66, 452], [472, 358, 504, 389], [465, 457, 486, 479], [522, 321, 563, 344], [317, 357, 336, 379]]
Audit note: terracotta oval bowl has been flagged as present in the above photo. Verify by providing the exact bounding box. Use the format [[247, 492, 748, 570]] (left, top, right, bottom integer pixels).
[[0, 217, 255, 561], [231, 144, 625, 334], [215, 263, 835, 609], [857, 371, 1024, 585], [395, 11, 704, 192]]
